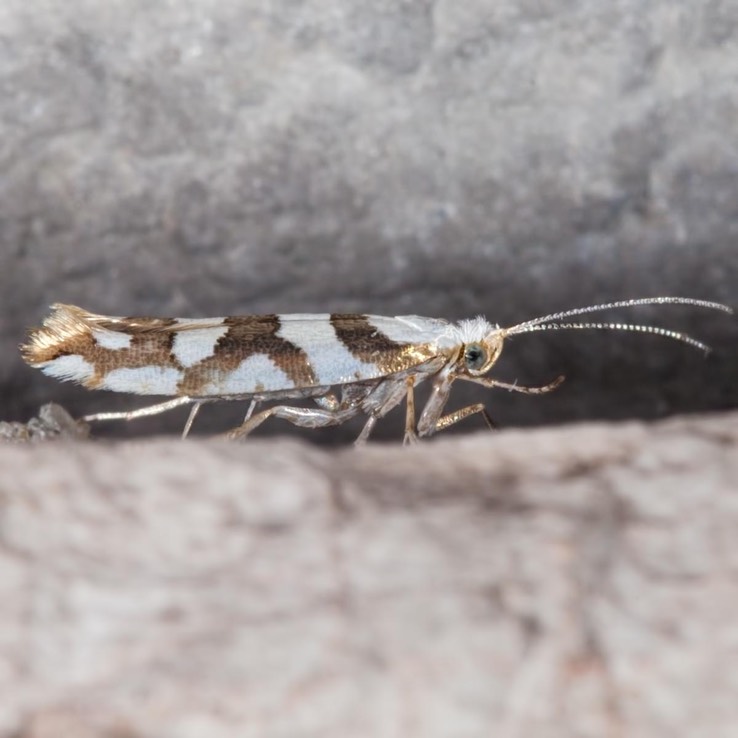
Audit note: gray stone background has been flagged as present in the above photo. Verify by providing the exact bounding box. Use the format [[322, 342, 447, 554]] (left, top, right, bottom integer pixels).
[[1, 0, 736, 441], [0, 415, 736, 738]]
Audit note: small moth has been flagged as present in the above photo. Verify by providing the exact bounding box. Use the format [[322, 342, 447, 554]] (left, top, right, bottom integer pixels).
[[21, 297, 732, 444]]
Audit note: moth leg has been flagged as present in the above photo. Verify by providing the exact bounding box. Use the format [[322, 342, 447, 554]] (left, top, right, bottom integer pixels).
[[416, 367, 455, 438], [432, 403, 496, 435], [313, 392, 340, 411], [82, 396, 195, 425], [181, 402, 202, 439], [403, 376, 419, 446], [243, 399, 259, 421], [226, 404, 361, 440], [461, 374, 565, 394], [184, 398, 251, 438], [355, 376, 416, 446], [354, 416, 376, 446]]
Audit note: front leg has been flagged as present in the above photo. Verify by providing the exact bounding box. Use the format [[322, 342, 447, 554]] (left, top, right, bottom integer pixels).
[[461, 374, 565, 394], [433, 403, 495, 433], [418, 373, 565, 437]]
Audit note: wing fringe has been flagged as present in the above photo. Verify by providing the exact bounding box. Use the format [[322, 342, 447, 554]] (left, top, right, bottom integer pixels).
[[21, 303, 233, 367], [21, 304, 99, 365]]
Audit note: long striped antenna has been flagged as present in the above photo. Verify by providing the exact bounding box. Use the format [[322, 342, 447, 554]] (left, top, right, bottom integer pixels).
[[503, 297, 733, 353]]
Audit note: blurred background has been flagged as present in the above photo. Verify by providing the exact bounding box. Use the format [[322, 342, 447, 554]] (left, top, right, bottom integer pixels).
[[1, 0, 736, 441]]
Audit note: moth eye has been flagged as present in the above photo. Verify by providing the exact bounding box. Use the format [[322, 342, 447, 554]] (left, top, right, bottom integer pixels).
[[464, 343, 486, 371]]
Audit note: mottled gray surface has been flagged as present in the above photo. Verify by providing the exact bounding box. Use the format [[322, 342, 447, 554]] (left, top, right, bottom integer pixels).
[[1, 413, 737, 737], [1, 0, 736, 439], [0, 402, 89, 442]]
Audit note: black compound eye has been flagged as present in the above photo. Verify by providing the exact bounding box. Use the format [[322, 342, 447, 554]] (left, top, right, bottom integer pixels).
[[464, 343, 486, 371]]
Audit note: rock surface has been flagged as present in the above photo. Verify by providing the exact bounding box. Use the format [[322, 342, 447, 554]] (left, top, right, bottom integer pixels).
[[0, 403, 89, 442], [0, 411, 737, 737], [1, 0, 736, 437]]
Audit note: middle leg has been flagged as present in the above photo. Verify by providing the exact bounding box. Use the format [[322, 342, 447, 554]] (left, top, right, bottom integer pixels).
[[354, 376, 417, 446], [403, 376, 419, 446]]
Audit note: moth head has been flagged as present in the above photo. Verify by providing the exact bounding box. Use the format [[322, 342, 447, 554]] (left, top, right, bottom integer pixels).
[[447, 317, 506, 376], [460, 334, 505, 376]]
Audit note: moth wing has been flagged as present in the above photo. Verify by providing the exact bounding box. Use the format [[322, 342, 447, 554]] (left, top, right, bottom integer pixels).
[[265, 313, 448, 390], [23, 306, 450, 397]]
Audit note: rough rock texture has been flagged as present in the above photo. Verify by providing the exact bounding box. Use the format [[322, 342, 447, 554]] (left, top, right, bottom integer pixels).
[[1, 1, 736, 438], [0, 403, 89, 442], [0, 411, 737, 737]]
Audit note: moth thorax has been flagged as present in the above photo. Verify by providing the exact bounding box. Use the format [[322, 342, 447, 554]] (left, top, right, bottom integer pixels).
[[461, 335, 504, 376]]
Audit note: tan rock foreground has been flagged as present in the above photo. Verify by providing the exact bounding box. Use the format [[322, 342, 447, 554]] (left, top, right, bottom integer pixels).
[[0, 412, 736, 737]]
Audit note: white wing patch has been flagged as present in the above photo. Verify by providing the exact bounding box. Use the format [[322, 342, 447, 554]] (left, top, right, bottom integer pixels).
[[199, 354, 292, 395], [41, 354, 95, 383], [367, 315, 448, 344], [172, 326, 229, 368], [174, 317, 228, 327], [92, 329, 132, 350], [277, 318, 380, 385], [103, 367, 182, 395], [277, 313, 332, 322]]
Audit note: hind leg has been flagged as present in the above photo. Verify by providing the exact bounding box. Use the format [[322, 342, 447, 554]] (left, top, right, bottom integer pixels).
[[226, 403, 361, 440], [83, 396, 195, 426]]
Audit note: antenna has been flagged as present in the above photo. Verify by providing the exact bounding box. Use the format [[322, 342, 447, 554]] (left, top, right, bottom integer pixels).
[[503, 297, 732, 352]]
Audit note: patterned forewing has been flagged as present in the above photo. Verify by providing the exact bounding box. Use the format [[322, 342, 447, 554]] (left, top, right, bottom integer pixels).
[[23, 306, 447, 396], [187, 313, 444, 395], [179, 315, 318, 394]]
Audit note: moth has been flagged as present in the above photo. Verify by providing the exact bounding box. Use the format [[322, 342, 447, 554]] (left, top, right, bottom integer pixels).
[[21, 297, 732, 444]]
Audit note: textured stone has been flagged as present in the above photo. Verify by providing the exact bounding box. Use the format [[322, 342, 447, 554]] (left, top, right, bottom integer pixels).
[[0, 412, 737, 737], [0, 403, 88, 442]]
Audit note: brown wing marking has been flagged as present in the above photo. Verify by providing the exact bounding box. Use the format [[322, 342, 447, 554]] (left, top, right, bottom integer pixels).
[[21, 304, 181, 388], [329, 314, 439, 375], [177, 315, 318, 394]]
